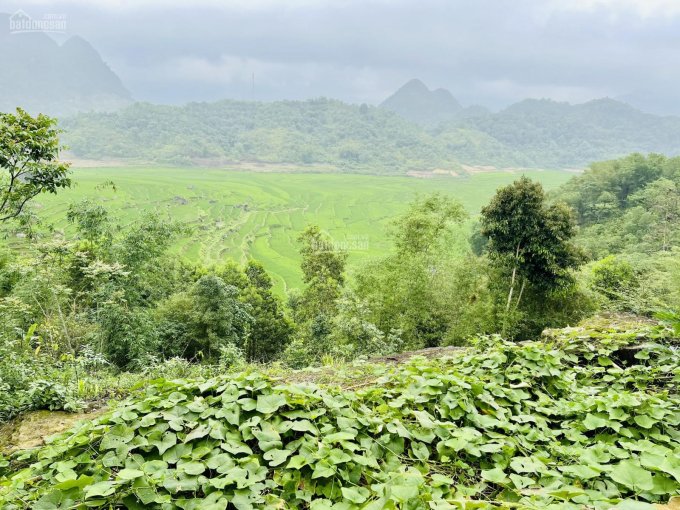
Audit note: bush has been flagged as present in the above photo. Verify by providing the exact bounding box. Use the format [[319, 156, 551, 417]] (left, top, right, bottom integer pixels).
[[22, 380, 78, 412], [589, 255, 638, 303]]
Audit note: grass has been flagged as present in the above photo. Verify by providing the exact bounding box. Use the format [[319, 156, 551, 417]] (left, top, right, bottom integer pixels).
[[30, 166, 573, 294]]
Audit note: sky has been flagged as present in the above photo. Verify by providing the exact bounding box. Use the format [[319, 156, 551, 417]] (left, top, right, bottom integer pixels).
[[3, 0, 680, 112]]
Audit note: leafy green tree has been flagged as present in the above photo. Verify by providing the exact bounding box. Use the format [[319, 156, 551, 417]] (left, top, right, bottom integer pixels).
[[0, 108, 71, 222], [283, 226, 347, 366], [480, 177, 582, 315], [354, 194, 474, 348], [329, 289, 403, 358], [296, 225, 348, 321], [631, 178, 680, 252], [589, 255, 638, 303], [391, 194, 466, 255], [157, 275, 252, 361], [242, 261, 293, 362], [67, 200, 111, 246], [559, 153, 667, 226], [99, 304, 158, 369]]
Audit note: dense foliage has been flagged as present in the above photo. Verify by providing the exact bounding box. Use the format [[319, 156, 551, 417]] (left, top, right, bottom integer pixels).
[[1, 320, 678, 509], [555, 153, 680, 315], [0, 108, 71, 222], [443, 98, 680, 168], [7, 151, 680, 420], [61, 100, 457, 173], [0, 205, 293, 419], [60, 97, 680, 171]]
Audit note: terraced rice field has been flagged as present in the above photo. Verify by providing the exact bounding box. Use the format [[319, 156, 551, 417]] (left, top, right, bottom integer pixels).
[[31, 167, 573, 293]]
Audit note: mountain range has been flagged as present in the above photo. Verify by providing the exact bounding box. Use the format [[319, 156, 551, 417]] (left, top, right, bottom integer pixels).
[[379, 79, 680, 168], [0, 12, 131, 117], [1, 22, 679, 171], [60, 90, 680, 171]]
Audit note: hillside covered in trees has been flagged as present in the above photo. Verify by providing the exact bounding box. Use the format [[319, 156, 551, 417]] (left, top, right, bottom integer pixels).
[[61, 88, 680, 171]]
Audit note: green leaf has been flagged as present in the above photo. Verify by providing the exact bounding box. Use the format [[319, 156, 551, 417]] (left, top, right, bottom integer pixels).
[[324, 431, 356, 442], [151, 432, 177, 455], [583, 413, 607, 430], [256, 393, 287, 414], [55, 475, 94, 491], [178, 461, 205, 476], [633, 415, 656, 429], [561, 464, 601, 480], [163, 443, 193, 464], [311, 462, 335, 479], [341, 486, 369, 504], [411, 442, 430, 461], [482, 467, 510, 484], [117, 468, 144, 480], [185, 425, 210, 442], [389, 483, 420, 502], [609, 460, 654, 492], [286, 455, 308, 469], [100, 424, 135, 450], [327, 448, 352, 465], [263, 449, 292, 467], [84, 481, 117, 498]]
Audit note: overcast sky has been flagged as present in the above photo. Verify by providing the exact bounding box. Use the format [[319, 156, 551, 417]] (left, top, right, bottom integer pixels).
[[4, 0, 680, 112]]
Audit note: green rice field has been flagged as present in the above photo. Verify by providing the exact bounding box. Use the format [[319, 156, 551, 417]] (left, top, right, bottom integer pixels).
[[31, 167, 574, 293]]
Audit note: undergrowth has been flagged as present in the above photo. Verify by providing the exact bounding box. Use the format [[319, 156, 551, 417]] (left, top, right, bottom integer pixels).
[[0, 321, 678, 509]]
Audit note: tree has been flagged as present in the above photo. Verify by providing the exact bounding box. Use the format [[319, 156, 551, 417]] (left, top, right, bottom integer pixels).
[[188, 275, 252, 360], [480, 177, 582, 315], [353, 194, 473, 349], [156, 275, 253, 361], [296, 225, 348, 321], [241, 261, 293, 362], [66, 200, 111, 245], [0, 108, 71, 222], [391, 193, 466, 256], [632, 178, 680, 252], [283, 226, 347, 366]]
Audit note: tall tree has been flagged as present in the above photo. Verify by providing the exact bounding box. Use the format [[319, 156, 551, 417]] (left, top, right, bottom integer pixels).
[[354, 194, 472, 348], [284, 226, 348, 366], [0, 108, 71, 222], [480, 177, 582, 314], [632, 178, 680, 252], [391, 193, 467, 256], [242, 260, 293, 362], [296, 225, 348, 321]]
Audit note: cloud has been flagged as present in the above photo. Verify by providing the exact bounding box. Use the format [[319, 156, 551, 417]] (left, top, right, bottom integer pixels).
[[2, 0, 679, 111], [552, 0, 680, 18], [13, 0, 680, 17]]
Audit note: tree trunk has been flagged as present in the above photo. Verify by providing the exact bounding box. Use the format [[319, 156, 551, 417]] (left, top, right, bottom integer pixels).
[[505, 242, 522, 313], [514, 278, 526, 310]]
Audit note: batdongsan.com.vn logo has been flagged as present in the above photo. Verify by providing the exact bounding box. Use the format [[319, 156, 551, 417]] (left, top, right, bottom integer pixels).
[[9, 9, 67, 34]]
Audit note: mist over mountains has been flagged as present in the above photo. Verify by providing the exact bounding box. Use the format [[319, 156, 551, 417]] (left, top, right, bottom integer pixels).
[[2, 22, 679, 171], [61, 86, 680, 171], [60, 75, 680, 171], [0, 13, 131, 117]]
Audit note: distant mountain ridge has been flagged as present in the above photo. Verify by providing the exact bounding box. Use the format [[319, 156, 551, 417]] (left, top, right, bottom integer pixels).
[[445, 96, 680, 167], [61, 90, 680, 171], [380, 79, 462, 125], [0, 13, 131, 116]]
